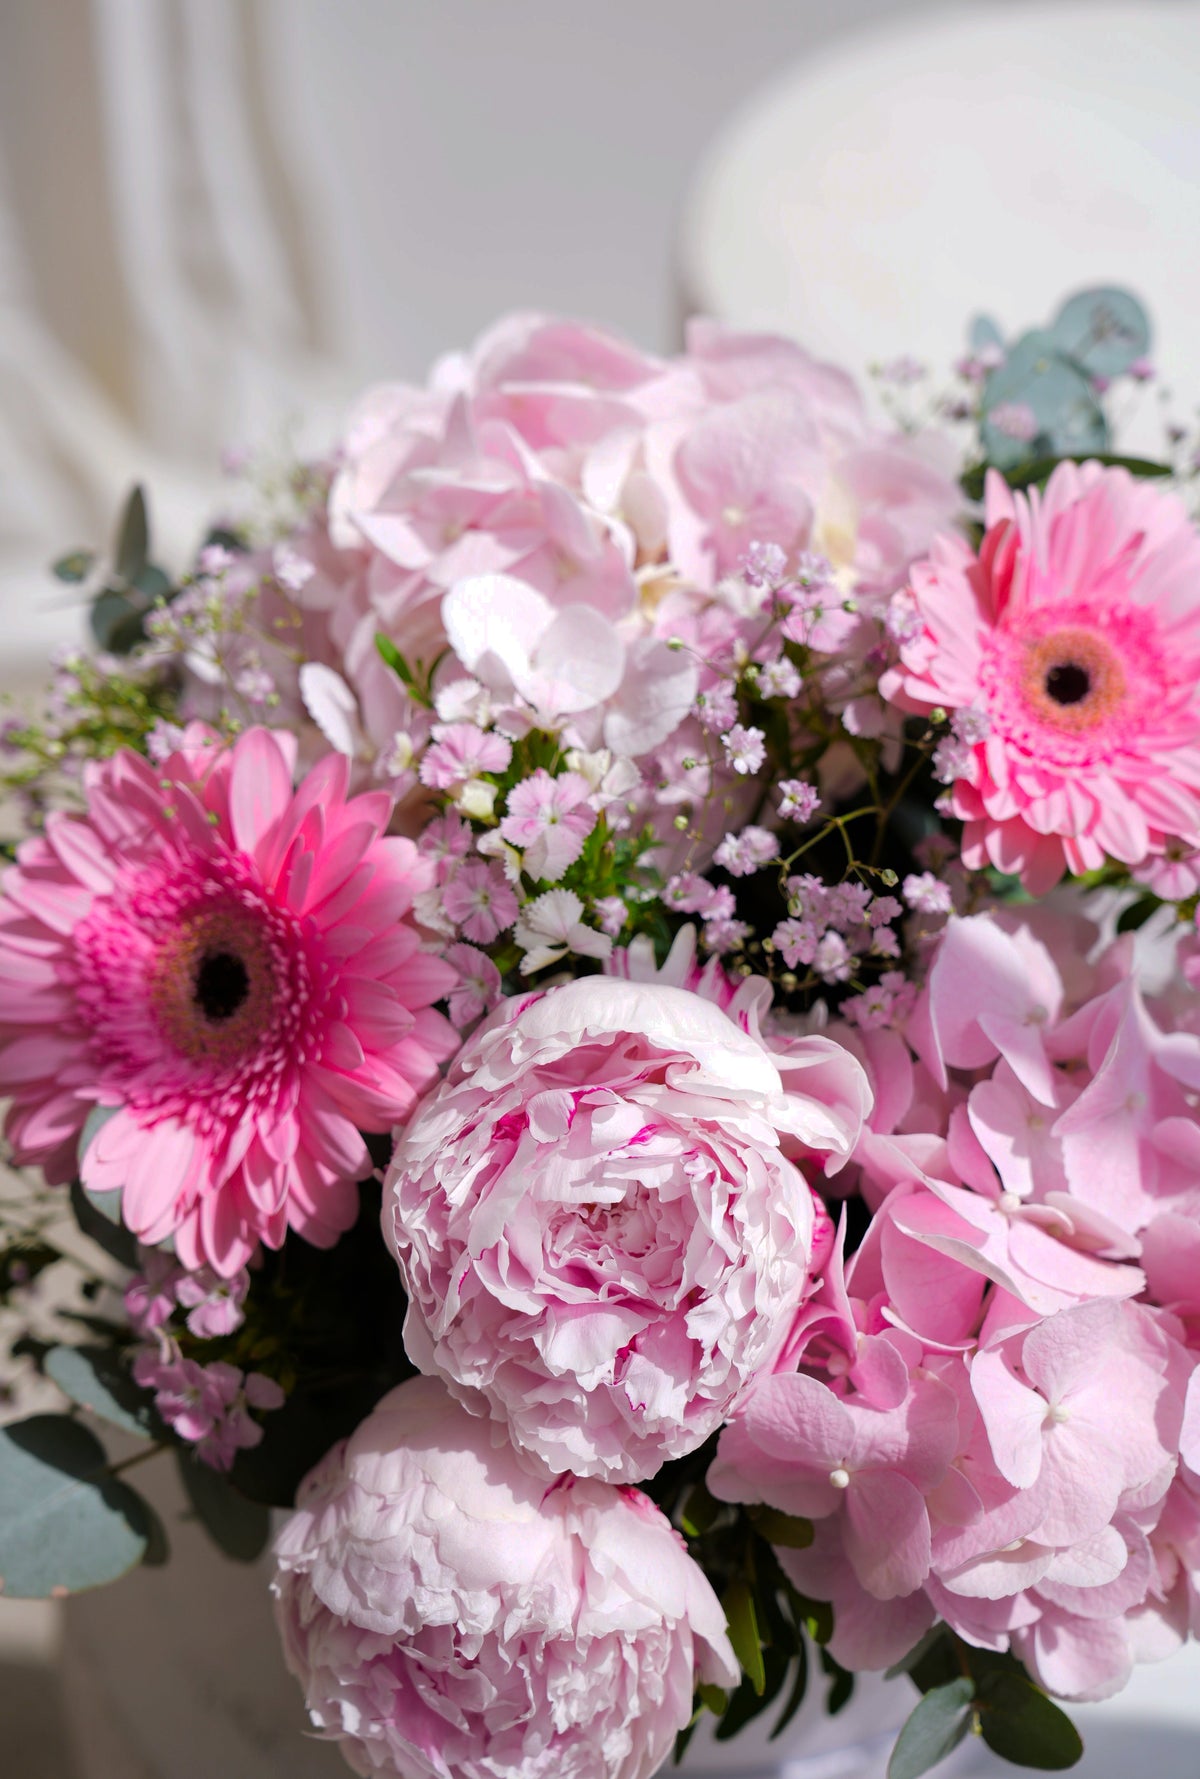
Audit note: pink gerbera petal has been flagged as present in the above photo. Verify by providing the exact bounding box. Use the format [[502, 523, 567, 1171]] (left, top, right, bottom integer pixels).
[[882, 462, 1200, 890], [0, 727, 459, 1274]]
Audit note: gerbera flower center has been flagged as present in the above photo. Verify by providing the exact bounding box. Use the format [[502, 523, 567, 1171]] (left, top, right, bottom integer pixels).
[[148, 906, 279, 1064], [194, 951, 250, 1022], [1020, 628, 1126, 733]]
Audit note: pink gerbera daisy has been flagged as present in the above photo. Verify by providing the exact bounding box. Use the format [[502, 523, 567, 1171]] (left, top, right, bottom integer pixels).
[[0, 726, 458, 1275], [882, 461, 1200, 891]]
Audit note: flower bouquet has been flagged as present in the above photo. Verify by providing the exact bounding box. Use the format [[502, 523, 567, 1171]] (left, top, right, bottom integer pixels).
[[2, 288, 1199, 1779]]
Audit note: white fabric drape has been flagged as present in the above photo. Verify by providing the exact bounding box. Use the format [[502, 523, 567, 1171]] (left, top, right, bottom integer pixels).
[[0, 0, 348, 684]]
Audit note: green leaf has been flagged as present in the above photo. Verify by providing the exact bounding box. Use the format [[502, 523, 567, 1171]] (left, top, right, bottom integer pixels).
[[1116, 894, 1160, 934], [177, 1450, 270, 1562], [1051, 286, 1151, 379], [821, 1645, 855, 1715], [769, 1639, 808, 1741], [749, 1505, 814, 1548], [114, 485, 149, 583], [723, 1578, 766, 1695], [0, 1415, 151, 1597], [68, 1179, 138, 1270], [672, 1713, 701, 1765], [977, 1671, 1083, 1769], [52, 549, 95, 584], [713, 1670, 770, 1743], [788, 1589, 833, 1646], [45, 1345, 158, 1441], [961, 450, 1171, 503], [374, 633, 433, 708], [888, 1677, 976, 1779], [202, 525, 245, 555], [697, 1683, 727, 1716], [681, 1482, 720, 1538]]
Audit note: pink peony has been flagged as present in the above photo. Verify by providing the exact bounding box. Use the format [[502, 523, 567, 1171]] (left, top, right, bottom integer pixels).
[[384, 975, 868, 1482], [271, 1376, 737, 1779], [883, 461, 1200, 891], [0, 726, 458, 1274]]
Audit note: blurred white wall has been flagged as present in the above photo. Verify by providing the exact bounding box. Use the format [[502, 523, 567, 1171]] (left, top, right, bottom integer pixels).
[[0, 0, 923, 604]]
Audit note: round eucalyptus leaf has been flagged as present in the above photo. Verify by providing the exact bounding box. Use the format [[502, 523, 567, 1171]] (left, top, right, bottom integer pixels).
[[177, 1450, 270, 1563], [89, 588, 142, 652], [981, 331, 1107, 467], [1051, 286, 1151, 378], [45, 1345, 158, 1441], [68, 1179, 138, 1270], [0, 1415, 151, 1597], [968, 313, 1004, 351], [888, 1677, 976, 1779], [77, 1102, 121, 1178]]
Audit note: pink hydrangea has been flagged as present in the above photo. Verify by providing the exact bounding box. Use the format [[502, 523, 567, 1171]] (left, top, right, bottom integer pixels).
[[384, 975, 868, 1482], [223, 312, 958, 858], [0, 726, 458, 1274], [707, 908, 1200, 1702], [882, 461, 1200, 891], [271, 1376, 737, 1779]]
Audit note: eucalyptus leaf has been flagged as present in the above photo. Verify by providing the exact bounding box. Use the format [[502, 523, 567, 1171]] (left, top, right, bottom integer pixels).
[[981, 331, 1107, 468], [1051, 286, 1150, 378], [78, 1103, 121, 1169], [52, 549, 96, 585], [177, 1450, 270, 1562], [977, 1671, 1083, 1769], [45, 1344, 158, 1441], [114, 485, 149, 583], [69, 1179, 138, 1270], [885, 1624, 952, 1681], [888, 1678, 976, 1779], [132, 563, 172, 602], [0, 1415, 151, 1597], [90, 588, 143, 653], [968, 314, 1004, 352]]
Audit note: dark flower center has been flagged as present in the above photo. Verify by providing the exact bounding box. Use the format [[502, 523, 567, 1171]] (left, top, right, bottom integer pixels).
[[194, 950, 250, 1022], [1044, 662, 1091, 706], [1019, 626, 1126, 734]]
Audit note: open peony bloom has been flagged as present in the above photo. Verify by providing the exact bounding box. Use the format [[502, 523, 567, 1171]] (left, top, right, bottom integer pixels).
[[0, 725, 457, 1274], [882, 461, 1200, 891], [384, 974, 868, 1482], [271, 1376, 737, 1779]]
